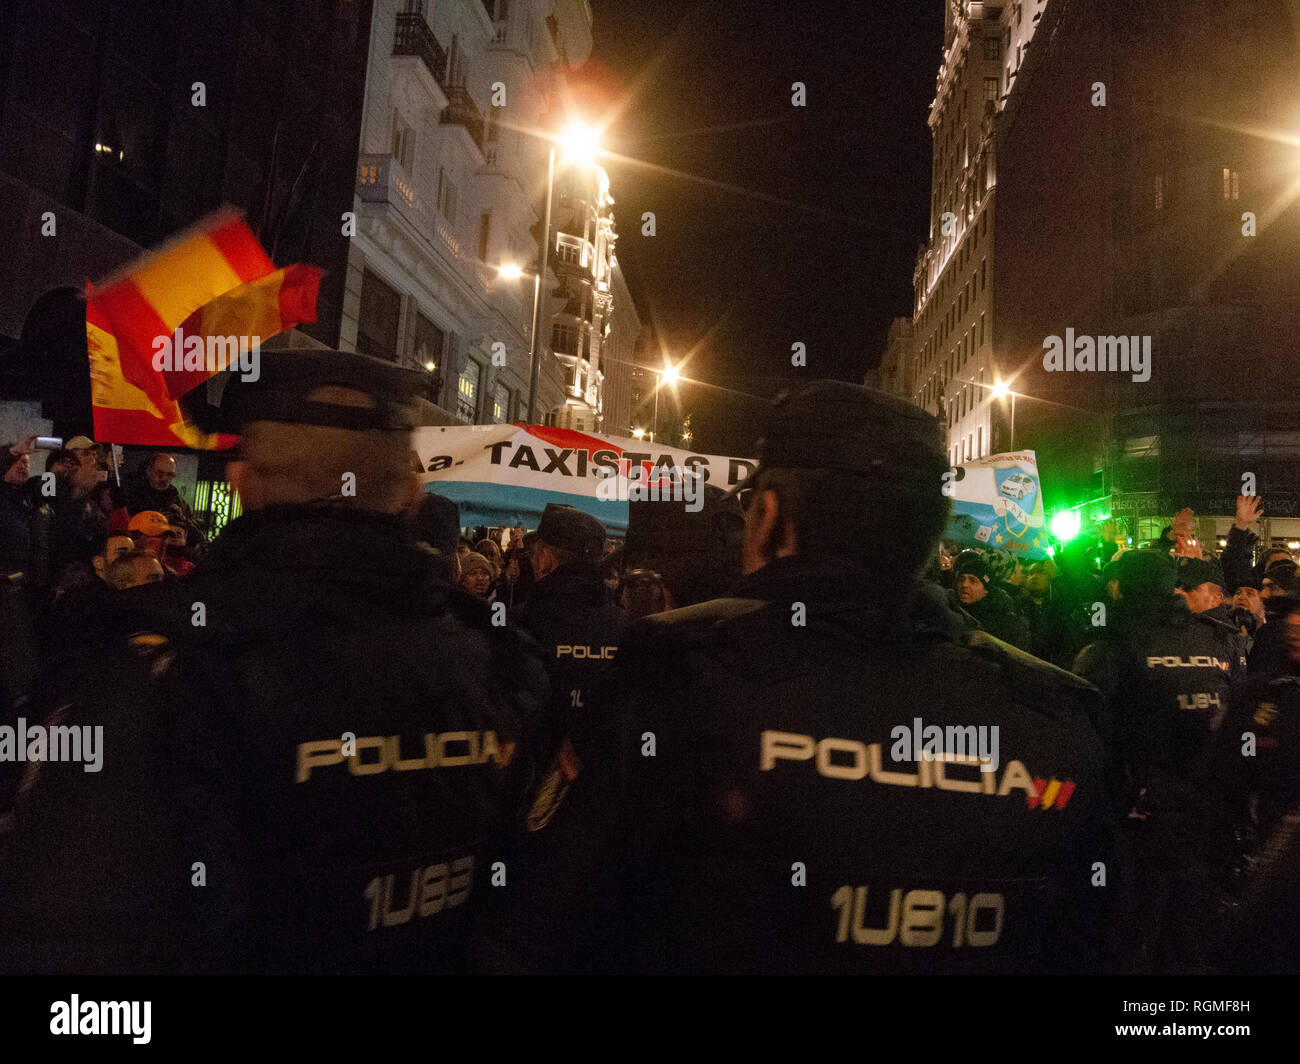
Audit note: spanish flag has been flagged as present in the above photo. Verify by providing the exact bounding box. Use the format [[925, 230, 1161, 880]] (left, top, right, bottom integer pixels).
[[85, 211, 322, 448]]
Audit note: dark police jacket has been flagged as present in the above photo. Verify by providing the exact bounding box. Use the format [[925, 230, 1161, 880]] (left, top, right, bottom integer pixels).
[[1074, 596, 1234, 821], [512, 560, 626, 759], [1213, 674, 1300, 972], [482, 555, 1115, 974], [0, 504, 548, 974]]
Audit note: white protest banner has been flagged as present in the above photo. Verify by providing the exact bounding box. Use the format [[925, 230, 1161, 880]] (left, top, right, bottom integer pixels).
[[944, 450, 1051, 559], [412, 424, 755, 534]]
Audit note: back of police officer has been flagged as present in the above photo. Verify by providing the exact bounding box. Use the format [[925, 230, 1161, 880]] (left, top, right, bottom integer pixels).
[[1074, 549, 1235, 972], [482, 381, 1114, 974], [0, 352, 547, 974], [512, 503, 625, 762]]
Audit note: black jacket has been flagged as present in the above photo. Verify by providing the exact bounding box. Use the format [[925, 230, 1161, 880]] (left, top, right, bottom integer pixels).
[[485, 555, 1115, 974], [950, 584, 1031, 651], [1220, 525, 1258, 595], [0, 504, 549, 974], [1074, 596, 1234, 816], [0, 479, 49, 584], [1020, 590, 1086, 671], [1213, 674, 1300, 972], [513, 560, 626, 759]]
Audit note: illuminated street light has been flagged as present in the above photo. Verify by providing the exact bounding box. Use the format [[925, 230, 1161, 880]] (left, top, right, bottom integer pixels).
[[559, 123, 599, 167], [632, 427, 645, 439], [991, 380, 1017, 449], [423, 361, 436, 372], [500, 263, 544, 421], [650, 360, 680, 442]]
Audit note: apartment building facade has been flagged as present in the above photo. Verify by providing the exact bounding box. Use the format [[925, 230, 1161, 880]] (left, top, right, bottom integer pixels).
[[343, 0, 593, 425], [911, 0, 1046, 466]]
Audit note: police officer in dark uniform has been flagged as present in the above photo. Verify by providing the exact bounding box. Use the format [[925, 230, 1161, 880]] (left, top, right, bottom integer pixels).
[[481, 381, 1115, 974], [1074, 549, 1235, 973], [1212, 594, 1300, 971], [0, 350, 548, 974], [620, 484, 744, 619], [512, 503, 625, 764]]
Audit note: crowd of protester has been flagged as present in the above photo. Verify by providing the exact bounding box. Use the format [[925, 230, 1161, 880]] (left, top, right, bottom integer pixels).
[[0, 369, 1297, 974], [1, 437, 207, 601]]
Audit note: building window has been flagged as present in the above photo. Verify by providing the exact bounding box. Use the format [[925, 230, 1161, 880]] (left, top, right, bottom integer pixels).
[[437, 167, 458, 224], [556, 236, 581, 264], [392, 110, 414, 173], [458, 359, 481, 420], [978, 425, 983, 457], [492, 382, 508, 422], [357, 269, 401, 361], [980, 257, 986, 292], [1223, 167, 1240, 200], [983, 77, 999, 104], [479, 212, 491, 261], [981, 211, 987, 236], [983, 36, 1000, 61], [412, 312, 445, 373], [552, 323, 578, 355], [979, 312, 985, 347]]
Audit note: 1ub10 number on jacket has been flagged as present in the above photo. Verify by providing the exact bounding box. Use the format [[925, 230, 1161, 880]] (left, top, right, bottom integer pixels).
[[831, 885, 1005, 947]]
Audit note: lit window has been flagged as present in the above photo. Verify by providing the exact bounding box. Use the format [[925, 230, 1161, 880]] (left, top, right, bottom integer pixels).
[[1223, 168, 1240, 200]]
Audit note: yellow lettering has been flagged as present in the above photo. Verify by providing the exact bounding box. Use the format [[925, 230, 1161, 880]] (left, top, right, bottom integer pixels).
[[349, 735, 389, 776], [296, 739, 344, 782]]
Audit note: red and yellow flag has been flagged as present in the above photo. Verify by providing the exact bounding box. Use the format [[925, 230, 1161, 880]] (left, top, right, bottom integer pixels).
[[85, 211, 322, 448]]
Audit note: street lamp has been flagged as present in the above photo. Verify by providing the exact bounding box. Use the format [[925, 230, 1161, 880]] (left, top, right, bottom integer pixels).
[[650, 360, 679, 443], [991, 380, 1017, 450], [524, 122, 601, 425], [499, 261, 543, 421]]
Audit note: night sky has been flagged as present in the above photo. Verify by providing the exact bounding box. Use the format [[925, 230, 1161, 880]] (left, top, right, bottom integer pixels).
[[586, 0, 945, 454]]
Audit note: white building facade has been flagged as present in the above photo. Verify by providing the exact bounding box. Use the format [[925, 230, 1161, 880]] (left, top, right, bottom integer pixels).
[[545, 160, 632, 434], [342, 0, 595, 426], [911, 0, 1046, 465]]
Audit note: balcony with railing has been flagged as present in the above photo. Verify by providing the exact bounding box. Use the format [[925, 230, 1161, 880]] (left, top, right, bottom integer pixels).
[[393, 11, 448, 87], [441, 86, 485, 153], [357, 154, 475, 282]]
